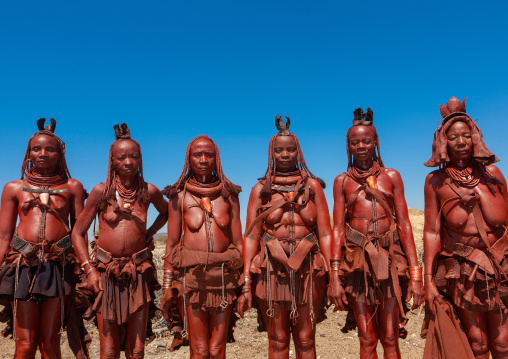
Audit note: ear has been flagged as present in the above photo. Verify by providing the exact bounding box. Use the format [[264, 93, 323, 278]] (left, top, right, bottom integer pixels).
[[440, 104, 450, 118]]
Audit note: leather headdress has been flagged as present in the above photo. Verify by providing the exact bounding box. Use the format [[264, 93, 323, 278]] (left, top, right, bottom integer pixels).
[[424, 97, 498, 167]]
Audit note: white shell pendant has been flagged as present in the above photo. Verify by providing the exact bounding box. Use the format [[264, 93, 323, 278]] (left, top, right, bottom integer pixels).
[[40, 192, 50, 205]]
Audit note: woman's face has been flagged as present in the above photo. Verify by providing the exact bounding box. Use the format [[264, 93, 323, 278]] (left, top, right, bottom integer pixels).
[[446, 121, 472, 164], [190, 139, 216, 179], [348, 126, 376, 163], [273, 135, 298, 172], [29, 134, 60, 173], [112, 140, 140, 177]]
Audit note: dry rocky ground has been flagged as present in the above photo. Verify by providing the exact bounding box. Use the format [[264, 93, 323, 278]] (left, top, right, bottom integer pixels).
[[0, 209, 427, 358]]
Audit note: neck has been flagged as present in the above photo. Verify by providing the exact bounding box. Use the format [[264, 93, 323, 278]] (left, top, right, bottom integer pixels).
[[450, 158, 472, 169], [195, 174, 214, 183], [117, 174, 137, 187], [33, 166, 59, 175], [353, 159, 374, 170]]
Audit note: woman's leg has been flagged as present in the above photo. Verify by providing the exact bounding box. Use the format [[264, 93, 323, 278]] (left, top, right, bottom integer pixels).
[[38, 297, 65, 359], [352, 300, 379, 359], [257, 298, 291, 359], [487, 308, 508, 359], [377, 298, 401, 359], [208, 305, 233, 359], [124, 303, 149, 359], [455, 307, 489, 359], [183, 302, 211, 359], [97, 312, 121, 359], [291, 276, 325, 359], [12, 300, 40, 359]]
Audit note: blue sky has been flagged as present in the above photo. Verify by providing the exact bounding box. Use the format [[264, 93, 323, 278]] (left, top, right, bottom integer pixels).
[[1, 0, 507, 231]]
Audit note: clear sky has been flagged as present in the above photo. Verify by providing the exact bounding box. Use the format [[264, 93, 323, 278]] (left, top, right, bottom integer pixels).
[[1, 0, 507, 231]]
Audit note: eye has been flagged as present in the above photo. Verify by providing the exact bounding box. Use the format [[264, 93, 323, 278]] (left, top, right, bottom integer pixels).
[[350, 141, 359, 146], [206, 153, 214, 158], [274, 148, 283, 153], [287, 147, 297, 153], [363, 139, 372, 145]]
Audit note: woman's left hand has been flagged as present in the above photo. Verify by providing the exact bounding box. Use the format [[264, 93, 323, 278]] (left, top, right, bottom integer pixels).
[[405, 279, 425, 310]]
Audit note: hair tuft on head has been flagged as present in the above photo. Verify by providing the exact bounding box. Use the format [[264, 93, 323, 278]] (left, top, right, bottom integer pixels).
[[353, 108, 364, 124], [113, 123, 132, 140], [275, 115, 291, 135]]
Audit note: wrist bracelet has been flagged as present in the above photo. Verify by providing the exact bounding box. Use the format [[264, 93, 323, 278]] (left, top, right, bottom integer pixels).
[[85, 266, 94, 275], [409, 265, 423, 282]]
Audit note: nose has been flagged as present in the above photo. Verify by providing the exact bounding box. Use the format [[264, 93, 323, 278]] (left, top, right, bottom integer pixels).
[[199, 154, 208, 163], [456, 136, 466, 146], [39, 149, 48, 157], [124, 157, 133, 165]]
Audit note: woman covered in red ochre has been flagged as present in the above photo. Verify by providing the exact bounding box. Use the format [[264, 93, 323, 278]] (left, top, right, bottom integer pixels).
[[0, 119, 89, 359], [423, 97, 508, 359], [238, 116, 332, 359], [160, 135, 243, 359], [72, 123, 168, 359]]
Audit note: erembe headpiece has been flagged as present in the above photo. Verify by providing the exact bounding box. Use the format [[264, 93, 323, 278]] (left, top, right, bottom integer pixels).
[[163, 135, 241, 199], [259, 115, 325, 201], [346, 108, 384, 168], [97, 123, 150, 209], [424, 97, 498, 167], [21, 118, 71, 183]]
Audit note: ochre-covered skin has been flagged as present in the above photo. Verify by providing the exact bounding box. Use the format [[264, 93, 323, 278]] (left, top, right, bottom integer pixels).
[[72, 125, 168, 359], [0, 123, 86, 359], [329, 109, 424, 359], [162, 136, 243, 359], [238, 117, 332, 359], [423, 97, 508, 359]]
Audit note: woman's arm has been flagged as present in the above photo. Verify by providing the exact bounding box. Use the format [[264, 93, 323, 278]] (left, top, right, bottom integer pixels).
[[0, 182, 20, 267], [237, 183, 263, 317], [328, 174, 348, 310], [229, 195, 243, 254], [146, 184, 169, 240], [71, 184, 102, 293], [310, 179, 332, 265], [423, 172, 444, 309], [388, 169, 424, 309], [163, 192, 183, 272]]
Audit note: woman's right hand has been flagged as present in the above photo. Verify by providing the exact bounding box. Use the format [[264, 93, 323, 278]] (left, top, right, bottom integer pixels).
[[236, 288, 252, 318], [424, 276, 443, 314], [86, 267, 103, 294], [327, 274, 348, 311]]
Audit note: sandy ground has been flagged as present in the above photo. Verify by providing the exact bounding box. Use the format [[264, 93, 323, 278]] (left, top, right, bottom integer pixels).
[[0, 209, 427, 359]]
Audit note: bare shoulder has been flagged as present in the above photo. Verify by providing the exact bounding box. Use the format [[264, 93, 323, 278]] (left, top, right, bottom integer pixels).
[[425, 169, 443, 186], [87, 183, 105, 201], [2, 180, 24, 192], [66, 178, 84, 193], [383, 167, 402, 180], [308, 178, 325, 193], [486, 164, 506, 181], [2, 180, 24, 200], [333, 173, 348, 188], [250, 182, 263, 196], [146, 182, 162, 195]]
